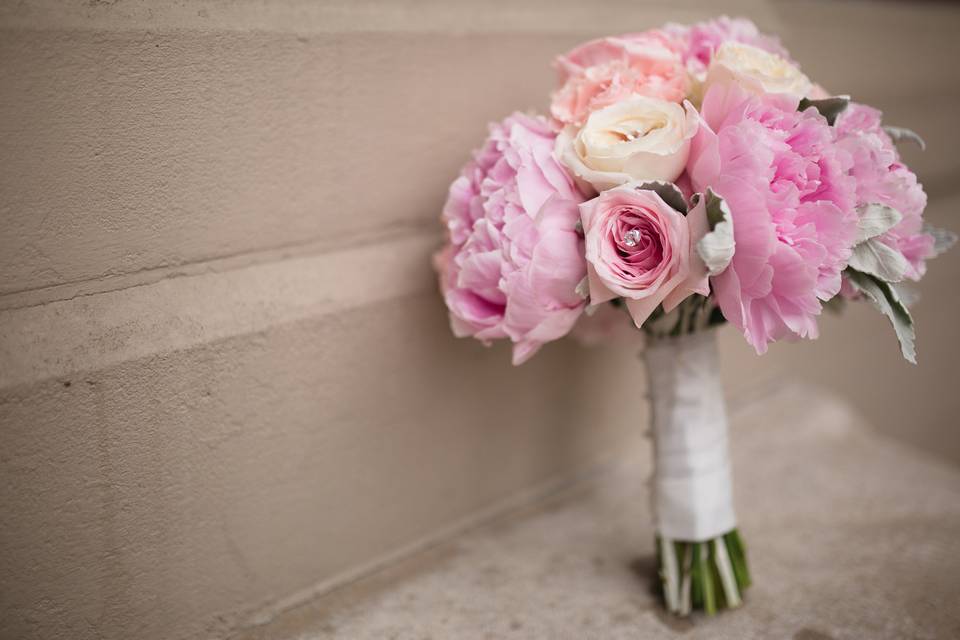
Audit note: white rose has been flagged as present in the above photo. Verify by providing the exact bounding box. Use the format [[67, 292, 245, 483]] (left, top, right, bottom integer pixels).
[[704, 41, 812, 99], [556, 96, 699, 192]]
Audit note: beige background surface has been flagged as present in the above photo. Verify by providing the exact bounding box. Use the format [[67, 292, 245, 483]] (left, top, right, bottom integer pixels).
[[1, 1, 958, 639]]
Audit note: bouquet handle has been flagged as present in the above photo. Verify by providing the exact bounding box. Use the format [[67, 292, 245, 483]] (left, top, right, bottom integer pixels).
[[644, 330, 750, 615]]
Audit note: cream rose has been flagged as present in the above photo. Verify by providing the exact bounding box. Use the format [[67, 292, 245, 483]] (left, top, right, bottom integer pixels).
[[556, 96, 698, 192], [704, 41, 812, 99]]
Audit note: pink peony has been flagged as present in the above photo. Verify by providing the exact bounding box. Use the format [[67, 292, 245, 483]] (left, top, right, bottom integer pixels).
[[665, 16, 791, 80], [580, 185, 709, 328], [550, 30, 688, 127], [835, 103, 933, 280], [688, 83, 859, 353], [436, 113, 587, 365]]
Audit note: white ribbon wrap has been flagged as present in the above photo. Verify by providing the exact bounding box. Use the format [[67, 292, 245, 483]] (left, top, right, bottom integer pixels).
[[644, 331, 736, 542]]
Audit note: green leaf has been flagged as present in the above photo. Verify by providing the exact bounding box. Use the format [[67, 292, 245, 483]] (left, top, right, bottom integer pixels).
[[799, 95, 850, 125], [883, 125, 926, 151], [695, 189, 735, 276], [855, 203, 902, 244], [845, 268, 916, 364], [924, 224, 957, 257], [847, 237, 910, 283], [631, 180, 687, 214]]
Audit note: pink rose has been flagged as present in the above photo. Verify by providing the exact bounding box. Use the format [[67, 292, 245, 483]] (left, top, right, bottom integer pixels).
[[688, 83, 859, 354], [580, 185, 709, 328], [436, 113, 588, 365], [550, 30, 688, 127]]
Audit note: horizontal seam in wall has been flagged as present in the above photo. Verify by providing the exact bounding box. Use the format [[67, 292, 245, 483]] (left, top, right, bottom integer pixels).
[[0, 231, 442, 389], [0, 219, 442, 311]]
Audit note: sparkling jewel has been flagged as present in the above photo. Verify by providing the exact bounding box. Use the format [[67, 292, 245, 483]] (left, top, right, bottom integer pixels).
[[623, 229, 641, 247]]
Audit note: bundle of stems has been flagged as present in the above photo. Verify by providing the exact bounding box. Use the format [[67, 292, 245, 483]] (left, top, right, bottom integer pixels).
[[656, 529, 750, 616]]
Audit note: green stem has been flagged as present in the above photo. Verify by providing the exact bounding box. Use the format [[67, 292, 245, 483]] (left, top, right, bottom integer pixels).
[[655, 529, 750, 616]]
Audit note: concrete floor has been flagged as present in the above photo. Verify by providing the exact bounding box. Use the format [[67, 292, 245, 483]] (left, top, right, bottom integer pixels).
[[235, 384, 960, 640]]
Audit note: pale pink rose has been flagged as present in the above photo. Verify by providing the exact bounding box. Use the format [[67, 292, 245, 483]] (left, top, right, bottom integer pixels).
[[702, 42, 812, 102], [835, 103, 933, 280], [556, 97, 699, 191], [687, 82, 859, 354], [551, 30, 688, 127], [580, 185, 709, 328], [436, 113, 587, 365], [665, 16, 792, 80]]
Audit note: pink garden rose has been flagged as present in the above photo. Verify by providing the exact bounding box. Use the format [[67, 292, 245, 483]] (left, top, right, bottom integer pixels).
[[835, 103, 933, 280], [437, 113, 587, 365], [580, 185, 709, 328], [688, 83, 859, 353], [665, 16, 791, 81], [551, 30, 688, 127]]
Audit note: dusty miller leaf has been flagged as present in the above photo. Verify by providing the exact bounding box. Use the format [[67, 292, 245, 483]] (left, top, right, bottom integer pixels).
[[855, 203, 902, 244], [924, 224, 957, 257], [845, 268, 916, 364], [883, 125, 927, 151], [891, 282, 920, 308], [798, 95, 850, 126], [631, 180, 687, 214], [574, 276, 589, 300], [847, 238, 910, 283], [696, 189, 735, 276]]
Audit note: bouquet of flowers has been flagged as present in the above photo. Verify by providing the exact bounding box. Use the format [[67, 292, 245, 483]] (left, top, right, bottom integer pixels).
[[434, 16, 954, 616]]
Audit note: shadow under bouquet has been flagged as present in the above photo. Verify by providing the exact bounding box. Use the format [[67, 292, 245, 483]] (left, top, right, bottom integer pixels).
[[433, 16, 954, 616]]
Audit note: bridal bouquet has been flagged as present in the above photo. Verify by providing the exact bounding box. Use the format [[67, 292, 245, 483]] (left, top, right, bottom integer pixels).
[[434, 16, 953, 616]]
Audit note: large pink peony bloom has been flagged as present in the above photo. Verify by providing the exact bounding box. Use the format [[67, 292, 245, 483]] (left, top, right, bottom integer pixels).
[[436, 113, 587, 365], [550, 30, 688, 127], [665, 16, 791, 80], [835, 103, 933, 280], [688, 84, 859, 353]]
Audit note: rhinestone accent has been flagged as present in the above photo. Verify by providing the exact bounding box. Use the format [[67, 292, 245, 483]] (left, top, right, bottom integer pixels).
[[623, 229, 641, 247]]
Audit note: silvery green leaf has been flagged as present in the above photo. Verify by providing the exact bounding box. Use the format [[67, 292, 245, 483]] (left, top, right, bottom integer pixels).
[[631, 180, 687, 214], [923, 223, 957, 256], [845, 268, 916, 364], [855, 203, 902, 244], [891, 282, 920, 308], [847, 238, 910, 283], [574, 219, 583, 235], [697, 189, 735, 276], [702, 188, 730, 230], [574, 276, 590, 300], [883, 126, 926, 151], [798, 95, 850, 126]]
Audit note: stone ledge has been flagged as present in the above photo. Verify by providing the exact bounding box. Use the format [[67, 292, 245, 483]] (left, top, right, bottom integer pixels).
[[0, 231, 437, 389], [235, 384, 960, 640]]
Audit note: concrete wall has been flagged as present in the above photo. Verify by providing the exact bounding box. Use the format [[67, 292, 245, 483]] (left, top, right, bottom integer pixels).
[[2, 1, 958, 639]]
